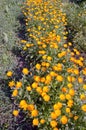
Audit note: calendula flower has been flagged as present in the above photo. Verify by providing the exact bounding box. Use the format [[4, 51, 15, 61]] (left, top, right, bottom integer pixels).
[[81, 104, 86, 112], [16, 81, 22, 88], [60, 116, 68, 124], [50, 120, 58, 128], [35, 63, 41, 70], [27, 104, 34, 111], [8, 80, 15, 87], [40, 119, 45, 124], [22, 68, 29, 75], [7, 71, 13, 77], [33, 118, 39, 126], [51, 112, 57, 119], [43, 94, 50, 102], [12, 89, 18, 97], [31, 109, 38, 117], [13, 110, 19, 116]]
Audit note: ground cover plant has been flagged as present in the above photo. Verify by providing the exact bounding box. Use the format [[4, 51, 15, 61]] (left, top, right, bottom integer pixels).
[[2, 0, 86, 130], [62, 0, 86, 52], [0, 0, 24, 129]]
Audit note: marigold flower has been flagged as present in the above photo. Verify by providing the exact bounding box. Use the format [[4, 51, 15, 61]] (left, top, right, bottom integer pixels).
[[55, 109, 61, 117], [83, 84, 86, 90], [12, 89, 18, 97], [74, 116, 79, 120], [31, 109, 38, 117], [60, 116, 68, 124], [66, 94, 72, 100], [40, 119, 45, 124], [26, 86, 32, 91], [32, 82, 38, 88], [43, 94, 50, 102], [8, 80, 15, 87], [13, 110, 19, 116], [53, 128, 59, 130], [50, 120, 57, 128], [81, 104, 86, 112], [43, 86, 49, 92], [66, 108, 70, 113], [56, 75, 63, 82], [69, 89, 75, 96], [51, 112, 57, 119], [27, 104, 34, 111], [6, 71, 13, 77], [22, 68, 29, 75], [35, 63, 41, 70], [59, 94, 65, 101], [16, 81, 22, 88], [19, 100, 28, 110], [33, 118, 39, 126]]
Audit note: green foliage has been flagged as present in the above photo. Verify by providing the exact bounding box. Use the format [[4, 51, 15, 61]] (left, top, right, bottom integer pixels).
[[63, 1, 86, 52]]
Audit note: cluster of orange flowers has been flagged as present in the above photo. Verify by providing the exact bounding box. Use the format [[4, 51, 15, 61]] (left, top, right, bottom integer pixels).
[[7, 0, 86, 129]]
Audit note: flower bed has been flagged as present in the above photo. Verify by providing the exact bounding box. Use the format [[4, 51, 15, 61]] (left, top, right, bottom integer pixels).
[[6, 0, 86, 129]]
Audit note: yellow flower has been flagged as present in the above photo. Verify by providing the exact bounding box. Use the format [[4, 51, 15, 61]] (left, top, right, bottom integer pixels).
[[66, 108, 70, 113], [34, 75, 40, 82], [60, 116, 68, 124], [35, 63, 41, 70], [22, 68, 29, 75], [50, 120, 57, 128], [69, 89, 75, 96], [32, 82, 38, 89], [12, 89, 18, 97], [31, 109, 38, 117], [43, 86, 49, 92], [40, 119, 45, 124], [53, 128, 59, 130], [19, 100, 28, 110], [6, 71, 13, 77], [13, 110, 19, 116], [8, 80, 15, 88], [16, 81, 22, 88], [83, 84, 86, 90], [59, 94, 65, 101], [43, 94, 50, 102], [51, 112, 57, 119], [80, 94, 86, 100], [74, 116, 79, 120], [66, 94, 72, 100], [55, 109, 61, 117], [27, 104, 34, 111], [33, 118, 39, 126], [81, 104, 86, 112], [67, 83, 73, 88], [56, 75, 63, 82], [67, 100, 73, 108], [26, 86, 32, 91], [78, 77, 83, 83]]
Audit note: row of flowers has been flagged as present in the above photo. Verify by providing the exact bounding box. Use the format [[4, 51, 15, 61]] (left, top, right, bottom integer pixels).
[[6, 0, 86, 129]]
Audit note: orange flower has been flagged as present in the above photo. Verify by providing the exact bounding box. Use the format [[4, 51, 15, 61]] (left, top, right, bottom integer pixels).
[[35, 63, 41, 70], [81, 104, 86, 112], [6, 71, 13, 77], [60, 116, 68, 124], [12, 89, 18, 97], [16, 81, 22, 88], [22, 68, 29, 75], [43, 94, 50, 102], [31, 109, 38, 117], [8, 80, 15, 88], [40, 119, 45, 124], [13, 110, 19, 116], [50, 120, 57, 128], [33, 118, 39, 126]]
